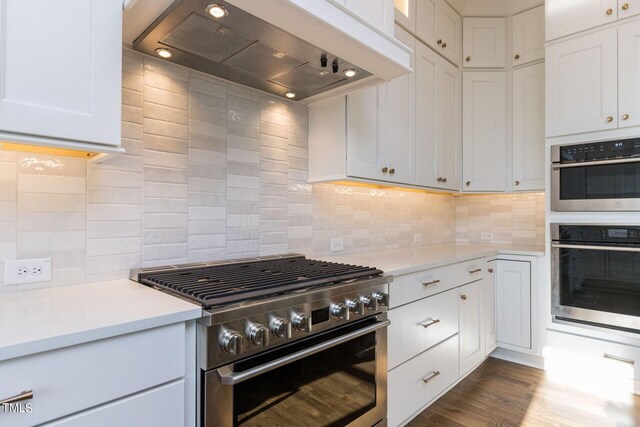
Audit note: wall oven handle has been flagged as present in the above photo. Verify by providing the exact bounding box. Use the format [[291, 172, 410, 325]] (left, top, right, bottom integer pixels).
[[552, 156, 640, 170], [216, 320, 391, 385], [551, 243, 640, 253]]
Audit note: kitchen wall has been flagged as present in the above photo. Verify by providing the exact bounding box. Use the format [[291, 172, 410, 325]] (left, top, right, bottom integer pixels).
[[0, 49, 544, 289]]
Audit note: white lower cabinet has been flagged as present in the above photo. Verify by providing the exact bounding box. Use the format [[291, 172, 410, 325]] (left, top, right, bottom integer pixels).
[[388, 335, 459, 427], [458, 280, 486, 375], [0, 323, 190, 427], [496, 260, 532, 350], [485, 261, 498, 355]]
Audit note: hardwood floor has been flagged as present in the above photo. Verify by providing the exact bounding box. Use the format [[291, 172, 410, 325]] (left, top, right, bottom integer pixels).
[[406, 357, 640, 427]]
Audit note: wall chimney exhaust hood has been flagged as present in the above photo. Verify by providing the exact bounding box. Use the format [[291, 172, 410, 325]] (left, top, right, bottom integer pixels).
[[128, 0, 411, 102]]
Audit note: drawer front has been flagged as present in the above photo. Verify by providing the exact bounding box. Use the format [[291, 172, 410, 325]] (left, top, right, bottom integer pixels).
[[388, 289, 459, 369], [390, 258, 486, 308], [0, 323, 186, 427], [44, 380, 185, 427], [388, 335, 459, 427]]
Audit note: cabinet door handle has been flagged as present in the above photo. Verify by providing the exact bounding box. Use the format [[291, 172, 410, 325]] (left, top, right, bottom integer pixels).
[[466, 56, 471, 62], [488, 268, 494, 273], [466, 181, 471, 186], [514, 54, 520, 60], [422, 370, 441, 383], [422, 279, 441, 287], [468, 268, 482, 274], [382, 167, 388, 173], [622, 3, 630, 10], [389, 168, 395, 175], [442, 178, 447, 183], [623, 114, 630, 120], [606, 116, 614, 123], [460, 294, 467, 301], [514, 180, 520, 186], [420, 318, 441, 328], [0, 390, 33, 406], [442, 42, 447, 48], [437, 39, 443, 45], [437, 177, 443, 182], [606, 7, 614, 14]]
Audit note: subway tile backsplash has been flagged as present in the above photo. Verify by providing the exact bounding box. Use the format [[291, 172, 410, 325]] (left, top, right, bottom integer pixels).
[[0, 49, 544, 290]]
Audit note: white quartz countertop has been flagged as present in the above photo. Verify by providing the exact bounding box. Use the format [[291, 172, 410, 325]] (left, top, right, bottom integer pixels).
[[321, 243, 545, 276], [0, 279, 202, 362]]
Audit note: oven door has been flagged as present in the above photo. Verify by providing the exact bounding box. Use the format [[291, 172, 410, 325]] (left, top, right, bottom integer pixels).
[[551, 154, 640, 212], [552, 242, 640, 331], [203, 315, 389, 427]]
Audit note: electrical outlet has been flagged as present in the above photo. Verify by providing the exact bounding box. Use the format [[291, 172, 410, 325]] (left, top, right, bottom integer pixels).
[[481, 232, 494, 241], [330, 238, 344, 252], [4, 258, 51, 286], [413, 233, 422, 244]]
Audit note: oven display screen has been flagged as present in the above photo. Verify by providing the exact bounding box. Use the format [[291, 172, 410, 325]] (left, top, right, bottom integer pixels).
[[311, 307, 330, 325], [608, 229, 628, 238]]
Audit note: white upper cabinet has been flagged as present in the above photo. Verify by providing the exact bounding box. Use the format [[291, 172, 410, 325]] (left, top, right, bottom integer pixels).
[[415, 42, 461, 190], [416, 0, 438, 47], [618, 19, 640, 128], [546, 28, 618, 137], [344, 0, 395, 35], [496, 260, 531, 350], [546, 0, 618, 41], [512, 5, 545, 66], [513, 63, 545, 191], [463, 72, 508, 192], [435, 0, 462, 65], [395, 0, 417, 33], [462, 18, 507, 68], [0, 0, 122, 152]]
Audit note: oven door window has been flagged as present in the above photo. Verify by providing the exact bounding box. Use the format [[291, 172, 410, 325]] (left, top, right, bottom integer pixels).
[[233, 330, 377, 427], [559, 247, 640, 316], [559, 163, 640, 200]]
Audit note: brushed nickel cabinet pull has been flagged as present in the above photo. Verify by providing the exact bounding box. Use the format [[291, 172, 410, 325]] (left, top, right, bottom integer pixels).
[[0, 390, 33, 406], [422, 370, 441, 383], [488, 268, 494, 273], [466, 56, 471, 62], [422, 279, 441, 287], [623, 114, 630, 120], [466, 181, 471, 186], [468, 268, 482, 274], [515, 180, 520, 186], [389, 168, 396, 175], [442, 42, 447, 48], [382, 167, 388, 173], [515, 54, 520, 60], [442, 178, 447, 183], [437, 177, 443, 182], [420, 318, 441, 328], [606, 116, 614, 123], [460, 294, 467, 301], [437, 39, 443, 45], [604, 353, 635, 365]]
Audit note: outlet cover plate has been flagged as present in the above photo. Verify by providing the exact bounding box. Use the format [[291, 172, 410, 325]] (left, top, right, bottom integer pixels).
[[413, 233, 422, 244], [4, 258, 52, 286], [330, 238, 344, 252], [481, 232, 494, 241]]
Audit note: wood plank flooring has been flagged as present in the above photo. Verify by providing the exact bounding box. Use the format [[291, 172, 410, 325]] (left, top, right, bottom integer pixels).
[[407, 357, 640, 427]]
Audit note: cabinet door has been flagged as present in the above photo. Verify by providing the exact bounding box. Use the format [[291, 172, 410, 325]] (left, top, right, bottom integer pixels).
[[435, 0, 462, 66], [415, 43, 438, 188], [459, 280, 485, 375], [618, 20, 640, 128], [546, 28, 618, 137], [383, 26, 416, 184], [512, 5, 545, 66], [545, 0, 617, 41], [486, 262, 497, 355], [346, 0, 395, 35], [395, 0, 417, 33], [416, 0, 437, 49], [347, 87, 386, 180], [434, 59, 462, 190], [462, 72, 507, 192], [462, 18, 506, 68], [0, 0, 122, 147], [513, 63, 545, 191], [496, 260, 531, 349], [619, 0, 640, 19]]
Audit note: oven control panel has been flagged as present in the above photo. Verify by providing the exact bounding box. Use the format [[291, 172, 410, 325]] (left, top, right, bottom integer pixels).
[[199, 278, 390, 368]]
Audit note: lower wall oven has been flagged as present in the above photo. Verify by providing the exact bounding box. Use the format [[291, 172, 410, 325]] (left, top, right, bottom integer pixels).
[[203, 314, 389, 427], [551, 224, 640, 332]]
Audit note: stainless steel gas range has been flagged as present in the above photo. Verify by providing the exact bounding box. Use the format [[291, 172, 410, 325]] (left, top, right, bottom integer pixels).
[[131, 253, 390, 427]]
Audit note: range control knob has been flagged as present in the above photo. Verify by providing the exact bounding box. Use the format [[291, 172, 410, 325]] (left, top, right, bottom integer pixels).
[[292, 312, 312, 332], [346, 298, 365, 316], [270, 316, 292, 339], [372, 292, 389, 307], [247, 322, 269, 346], [221, 329, 243, 355], [360, 295, 375, 311], [361, 292, 390, 311], [330, 303, 350, 320]]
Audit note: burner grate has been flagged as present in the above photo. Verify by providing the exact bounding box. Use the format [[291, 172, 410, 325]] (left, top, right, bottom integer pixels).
[[140, 256, 382, 308]]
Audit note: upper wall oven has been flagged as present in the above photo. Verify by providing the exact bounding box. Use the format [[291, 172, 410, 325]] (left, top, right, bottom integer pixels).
[[551, 138, 640, 211]]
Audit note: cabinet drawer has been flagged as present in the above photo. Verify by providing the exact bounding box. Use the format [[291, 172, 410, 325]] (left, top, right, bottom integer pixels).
[[388, 335, 459, 427], [390, 257, 485, 308], [44, 380, 185, 427], [0, 323, 186, 427], [388, 289, 459, 369]]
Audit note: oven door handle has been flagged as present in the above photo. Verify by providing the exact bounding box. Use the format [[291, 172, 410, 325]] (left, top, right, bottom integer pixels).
[[552, 156, 640, 170], [216, 320, 390, 385], [551, 243, 640, 253]]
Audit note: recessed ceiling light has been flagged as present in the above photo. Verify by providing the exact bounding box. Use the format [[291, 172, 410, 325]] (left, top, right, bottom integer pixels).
[[319, 70, 329, 76], [284, 91, 296, 99], [206, 3, 229, 18], [343, 68, 358, 78], [155, 48, 173, 59]]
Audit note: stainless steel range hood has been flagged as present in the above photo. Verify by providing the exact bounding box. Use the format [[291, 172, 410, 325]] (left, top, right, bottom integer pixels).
[[133, 0, 374, 100]]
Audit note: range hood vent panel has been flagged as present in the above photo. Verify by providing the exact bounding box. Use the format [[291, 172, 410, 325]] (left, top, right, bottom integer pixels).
[[133, 0, 371, 100]]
